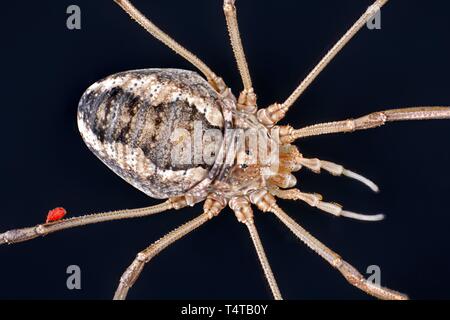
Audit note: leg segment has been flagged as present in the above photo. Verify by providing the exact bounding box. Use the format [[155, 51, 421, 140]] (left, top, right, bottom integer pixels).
[[257, 0, 390, 125], [270, 204, 407, 300], [229, 197, 283, 300], [223, 0, 257, 112], [281, 106, 450, 141], [0, 198, 186, 245], [114, 0, 226, 92], [246, 221, 283, 300], [113, 212, 211, 300], [270, 187, 384, 222]]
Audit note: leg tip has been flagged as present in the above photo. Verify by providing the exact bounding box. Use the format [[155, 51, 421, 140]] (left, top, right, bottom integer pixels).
[[341, 211, 385, 222]]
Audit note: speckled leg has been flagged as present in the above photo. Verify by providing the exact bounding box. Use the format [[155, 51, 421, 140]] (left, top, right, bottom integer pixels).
[[223, 0, 257, 113], [113, 196, 225, 300], [257, 0, 390, 125], [269, 204, 408, 300], [280, 107, 450, 141], [0, 199, 184, 246], [229, 197, 283, 300], [114, 0, 226, 93], [113, 212, 211, 300], [248, 190, 407, 299]]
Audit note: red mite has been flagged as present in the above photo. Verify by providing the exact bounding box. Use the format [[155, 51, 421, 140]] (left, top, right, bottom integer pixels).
[[46, 207, 67, 223]]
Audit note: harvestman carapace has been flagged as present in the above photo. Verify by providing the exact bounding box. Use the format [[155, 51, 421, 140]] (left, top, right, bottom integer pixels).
[[1, 0, 450, 300]]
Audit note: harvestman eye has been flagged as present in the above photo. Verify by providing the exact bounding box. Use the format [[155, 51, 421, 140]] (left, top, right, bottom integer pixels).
[[1, 0, 450, 300]]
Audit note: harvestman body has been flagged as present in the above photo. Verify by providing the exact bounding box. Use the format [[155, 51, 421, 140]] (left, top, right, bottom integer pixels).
[[1, 0, 450, 300]]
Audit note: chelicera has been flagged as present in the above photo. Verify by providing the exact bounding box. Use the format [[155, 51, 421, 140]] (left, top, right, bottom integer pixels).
[[1, 0, 450, 300]]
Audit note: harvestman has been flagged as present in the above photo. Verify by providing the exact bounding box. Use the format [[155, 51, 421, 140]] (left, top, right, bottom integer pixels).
[[1, 0, 450, 300]]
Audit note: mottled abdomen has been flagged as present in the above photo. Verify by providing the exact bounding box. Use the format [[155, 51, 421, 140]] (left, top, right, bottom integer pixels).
[[77, 69, 225, 199]]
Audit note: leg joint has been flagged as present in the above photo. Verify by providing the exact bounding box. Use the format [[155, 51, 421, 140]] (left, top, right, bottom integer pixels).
[[223, 0, 236, 12]]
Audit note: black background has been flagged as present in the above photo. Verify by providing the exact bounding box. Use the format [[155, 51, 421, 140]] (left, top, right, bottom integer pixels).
[[0, 0, 449, 300]]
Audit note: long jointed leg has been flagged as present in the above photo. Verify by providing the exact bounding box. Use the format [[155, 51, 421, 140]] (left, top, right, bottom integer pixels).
[[113, 212, 211, 300], [282, 106, 450, 141], [270, 204, 407, 299], [113, 196, 226, 300], [271, 187, 384, 222], [0, 198, 186, 245], [113, 0, 225, 92], [246, 221, 282, 300], [223, 0, 257, 112], [257, 0, 389, 126], [230, 197, 282, 299]]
